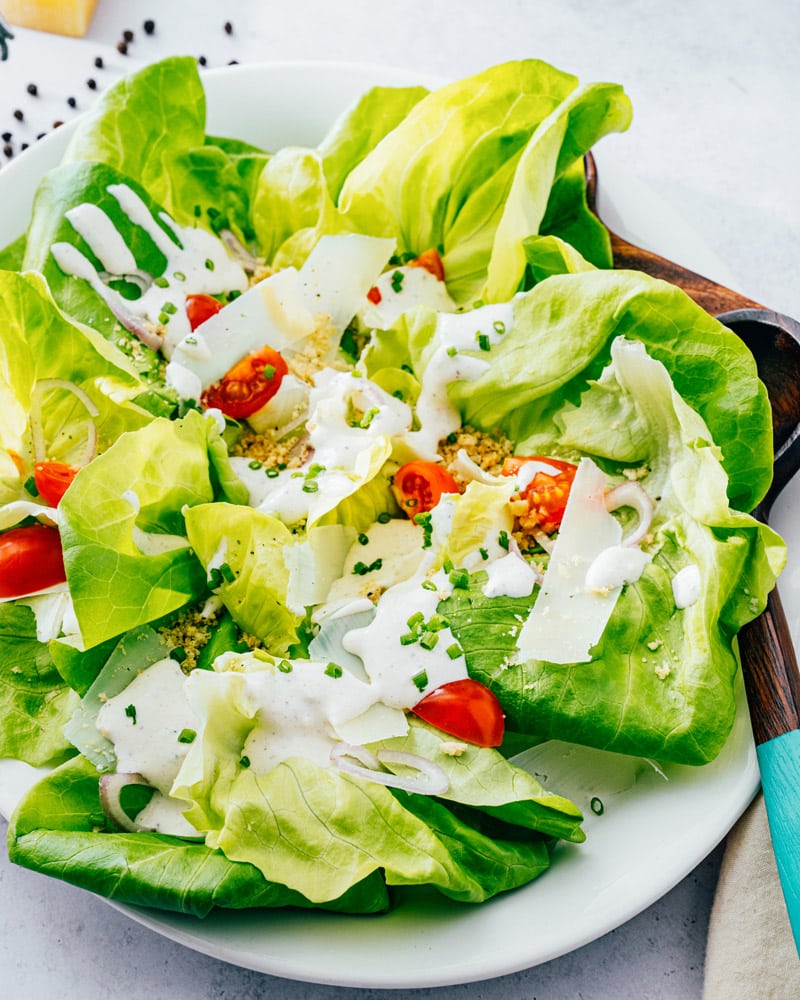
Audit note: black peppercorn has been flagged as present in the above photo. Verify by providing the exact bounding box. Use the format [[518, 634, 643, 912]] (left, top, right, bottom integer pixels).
[[117, 40, 128, 55], [143, 19, 156, 35], [13, 109, 23, 121], [3, 143, 12, 158], [67, 96, 77, 108], [228, 59, 239, 65], [36, 132, 46, 140], [1, 131, 11, 142], [224, 21, 233, 34], [53, 120, 63, 128], [27, 83, 38, 96], [123, 29, 134, 42], [94, 56, 104, 69], [87, 78, 97, 90], [20, 142, 28, 151], [198, 55, 207, 66]]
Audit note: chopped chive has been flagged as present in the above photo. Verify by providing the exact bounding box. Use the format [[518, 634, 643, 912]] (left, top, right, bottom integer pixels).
[[421, 580, 437, 592], [590, 796, 605, 816], [163, 301, 177, 315], [158, 311, 171, 325], [170, 646, 187, 663], [498, 530, 510, 551], [219, 562, 236, 583], [265, 467, 280, 478], [240, 755, 251, 768], [446, 345, 458, 357], [204, 258, 215, 271], [377, 512, 392, 524], [277, 659, 293, 673], [184, 335, 197, 345], [493, 320, 506, 335], [443, 557, 454, 574], [446, 431, 459, 445], [407, 611, 425, 630], [301, 480, 319, 493], [476, 332, 491, 352], [426, 614, 450, 632], [358, 532, 369, 546], [360, 407, 380, 429], [449, 568, 469, 589], [153, 276, 169, 288], [479, 546, 489, 561], [248, 459, 263, 470], [412, 669, 429, 692], [207, 567, 223, 589], [400, 632, 418, 646], [391, 269, 404, 293], [472, 298, 485, 309], [124, 704, 137, 724], [177, 728, 196, 744], [446, 643, 462, 660], [324, 662, 343, 678], [262, 364, 276, 380], [24, 476, 38, 496], [173, 270, 186, 281], [419, 631, 439, 651]]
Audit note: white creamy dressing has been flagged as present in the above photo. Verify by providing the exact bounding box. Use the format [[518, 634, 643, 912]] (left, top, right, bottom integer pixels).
[[483, 543, 539, 599], [52, 183, 248, 357], [585, 544, 652, 594], [96, 657, 197, 795], [325, 519, 426, 607], [359, 265, 458, 330], [231, 368, 411, 526], [343, 568, 468, 708], [400, 302, 514, 460], [672, 564, 701, 609]]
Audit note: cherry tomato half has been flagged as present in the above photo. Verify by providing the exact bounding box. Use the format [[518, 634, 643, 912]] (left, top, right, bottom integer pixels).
[[412, 678, 504, 747], [392, 461, 461, 516], [502, 455, 577, 533], [0, 524, 66, 599], [408, 248, 445, 282], [185, 294, 224, 331], [34, 461, 79, 507], [200, 346, 288, 420]]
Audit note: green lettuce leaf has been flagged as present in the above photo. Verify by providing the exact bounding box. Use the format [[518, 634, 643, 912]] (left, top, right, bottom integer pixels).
[[0, 605, 77, 766], [7, 755, 388, 915], [58, 410, 248, 648]]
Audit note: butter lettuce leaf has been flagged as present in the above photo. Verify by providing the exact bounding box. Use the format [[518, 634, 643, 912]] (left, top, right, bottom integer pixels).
[[8, 755, 388, 915], [58, 411, 248, 648]]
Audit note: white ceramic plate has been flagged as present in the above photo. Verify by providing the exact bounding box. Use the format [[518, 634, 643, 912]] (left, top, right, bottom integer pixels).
[[0, 61, 780, 989]]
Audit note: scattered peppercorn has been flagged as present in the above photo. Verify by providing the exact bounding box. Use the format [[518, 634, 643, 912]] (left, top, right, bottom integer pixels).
[[94, 55, 104, 68], [87, 78, 97, 90], [26, 83, 38, 96], [143, 19, 156, 35], [52, 120, 63, 128], [67, 96, 77, 108], [228, 59, 239, 65], [198, 55, 207, 66], [13, 109, 23, 121], [117, 40, 128, 55], [224, 20, 234, 34], [123, 29, 134, 42], [36, 132, 45, 140], [20, 142, 28, 151], [3, 144, 12, 158], [1, 131, 10, 142]]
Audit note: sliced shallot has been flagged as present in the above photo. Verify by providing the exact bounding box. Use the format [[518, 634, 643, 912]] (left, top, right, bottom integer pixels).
[[604, 480, 654, 547], [98, 772, 155, 833], [219, 228, 265, 273], [30, 377, 100, 467], [330, 742, 449, 796]]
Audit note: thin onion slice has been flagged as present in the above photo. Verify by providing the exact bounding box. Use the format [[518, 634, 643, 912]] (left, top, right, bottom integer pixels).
[[98, 772, 155, 832], [219, 228, 265, 273], [604, 481, 654, 547], [330, 742, 449, 796], [108, 297, 164, 351], [30, 377, 101, 467]]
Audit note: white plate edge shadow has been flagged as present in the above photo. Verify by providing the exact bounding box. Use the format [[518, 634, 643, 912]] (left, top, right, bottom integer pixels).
[[0, 60, 771, 989]]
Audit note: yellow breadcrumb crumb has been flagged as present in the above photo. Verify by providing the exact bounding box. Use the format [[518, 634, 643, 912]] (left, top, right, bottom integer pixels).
[[438, 425, 514, 480]]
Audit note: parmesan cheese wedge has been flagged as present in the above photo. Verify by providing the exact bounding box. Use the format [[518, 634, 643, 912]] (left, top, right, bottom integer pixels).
[[514, 457, 622, 665]]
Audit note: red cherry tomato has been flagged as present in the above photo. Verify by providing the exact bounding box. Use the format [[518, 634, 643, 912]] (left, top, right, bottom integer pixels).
[[412, 678, 504, 747], [366, 285, 382, 305], [185, 294, 224, 331], [200, 346, 288, 420], [392, 461, 461, 516], [502, 455, 577, 533], [408, 248, 445, 282], [0, 524, 66, 598], [34, 461, 79, 507]]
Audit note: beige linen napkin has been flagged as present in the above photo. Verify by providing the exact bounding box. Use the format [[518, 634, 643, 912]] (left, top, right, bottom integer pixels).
[[704, 792, 800, 998]]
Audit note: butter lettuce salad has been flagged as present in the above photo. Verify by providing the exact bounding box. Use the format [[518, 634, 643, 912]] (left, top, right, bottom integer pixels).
[[0, 57, 784, 917]]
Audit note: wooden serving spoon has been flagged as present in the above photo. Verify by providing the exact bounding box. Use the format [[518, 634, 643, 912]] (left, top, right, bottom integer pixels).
[[585, 151, 800, 950]]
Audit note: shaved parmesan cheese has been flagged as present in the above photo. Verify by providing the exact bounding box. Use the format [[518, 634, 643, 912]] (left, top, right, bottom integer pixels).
[[514, 458, 622, 665]]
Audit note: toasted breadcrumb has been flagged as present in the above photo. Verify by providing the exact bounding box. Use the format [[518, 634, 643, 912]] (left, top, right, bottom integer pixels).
[[438, 425, 513, 480], [159, 608, 220, 672], [231, 429, 311, 469]]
